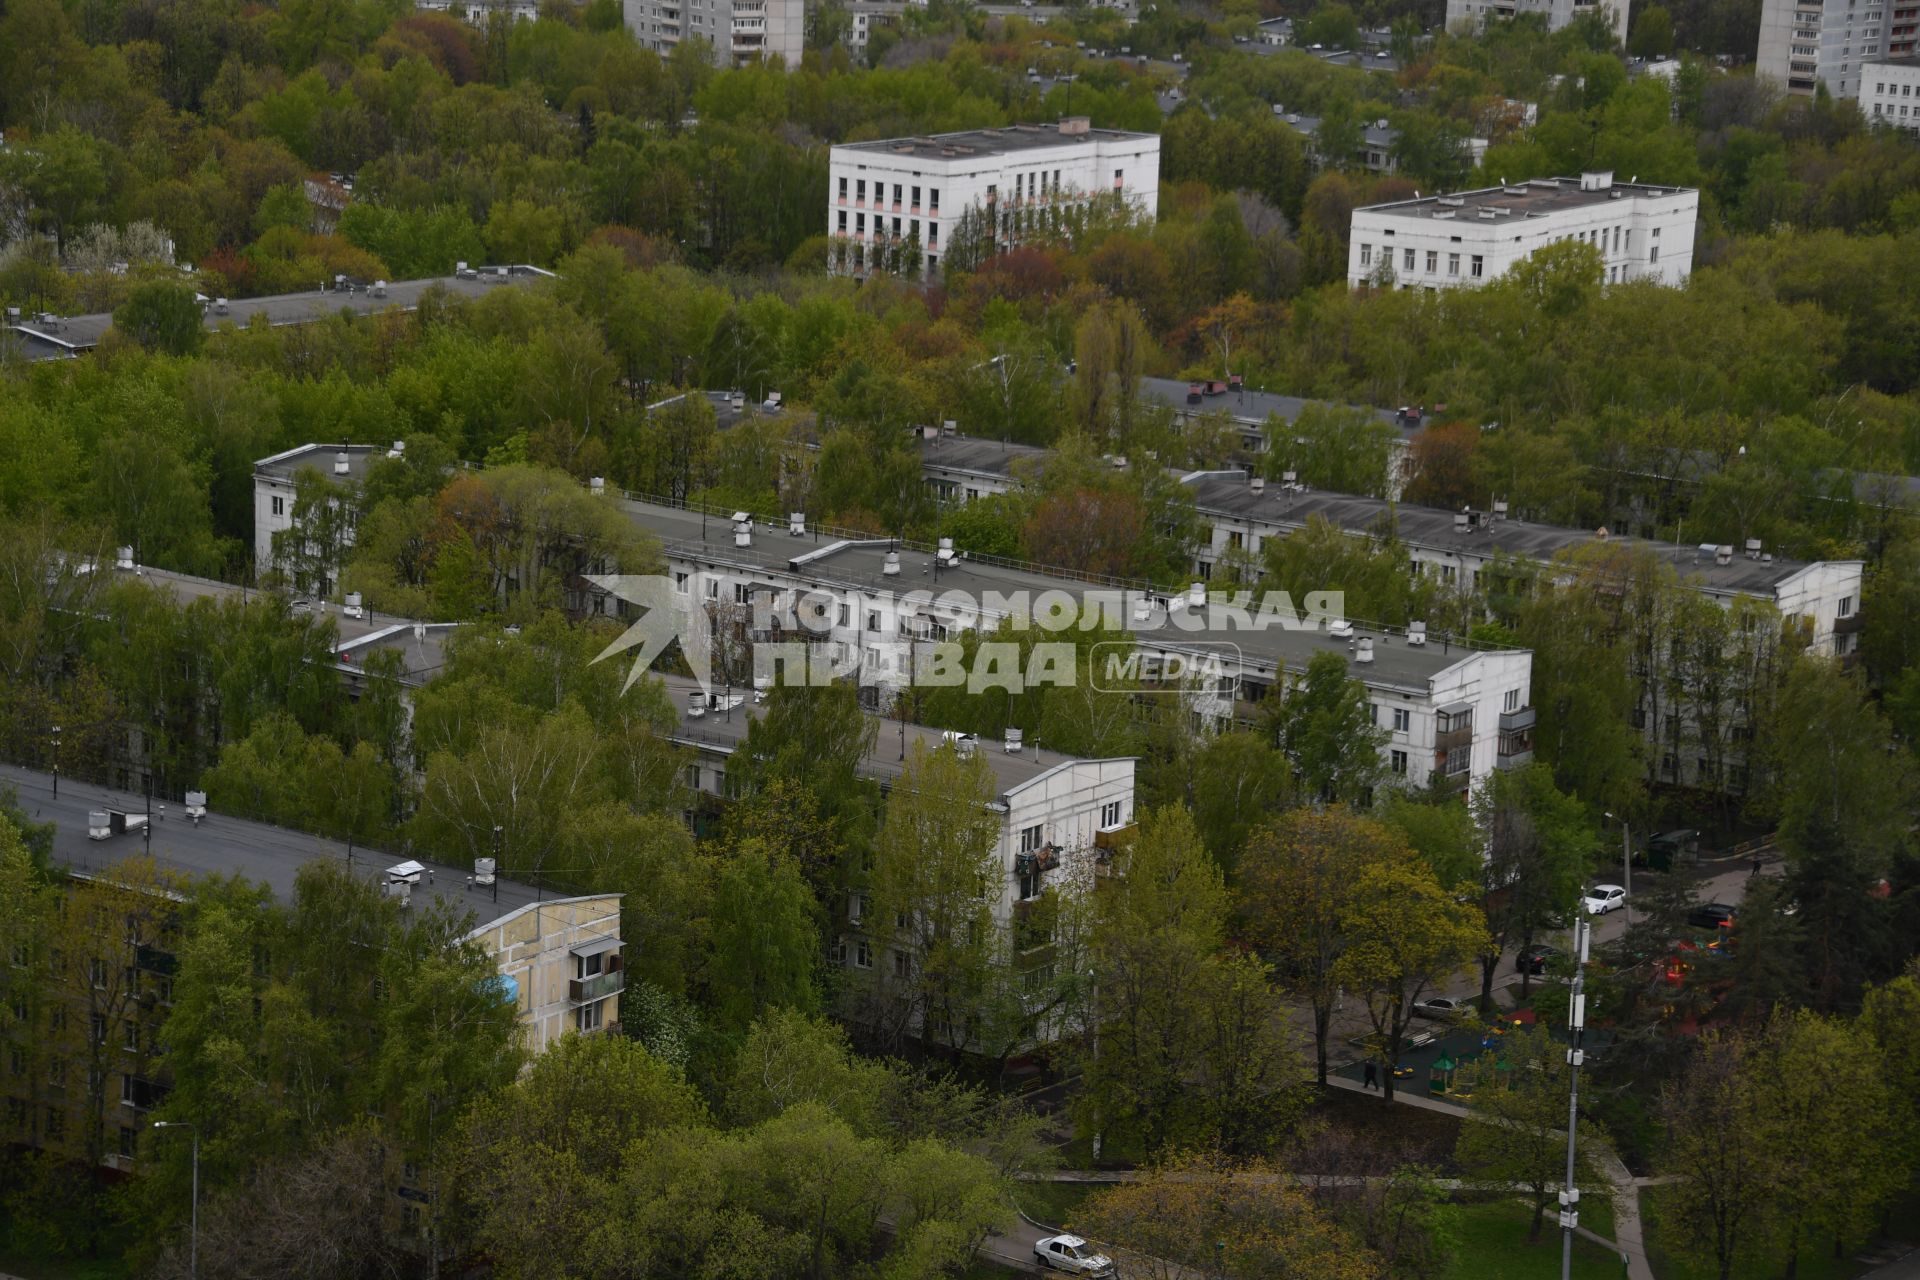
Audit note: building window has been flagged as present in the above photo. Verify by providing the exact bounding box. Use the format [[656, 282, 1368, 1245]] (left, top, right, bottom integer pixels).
[[892, 183, 902, 206], [892, 949, 911, 979], [911, 185, 921, 207], [1114, 168, 1124, 188], [1393, 707, 1410, 732], [123, 1020, 138, 1052], [1504, 688, 1520, 712], [1839, 595, 1854, 617], [1471, 254, 1484, 278], [1360, 243, 1373, 266], [1020, 824, 1044, 852], [576, 999, 605, 1032], [1650, 246, 1660, 263], [930, 188, 940, 212], [1403, 248, 1415, 271], [271, 495, 285, 517], [1447, 252, 1460, 275], [1425, 250, 1437, 272], [838, 176, 847, 200], [854, 939, 873, 969], [120, 1125, 136, 1159], [1391, 750, 1408, 775], [91, 1013, 107, 1045], [837, 210, 846, 232], [856, 179, 866, 202], [1101, 800, 1122, 827]]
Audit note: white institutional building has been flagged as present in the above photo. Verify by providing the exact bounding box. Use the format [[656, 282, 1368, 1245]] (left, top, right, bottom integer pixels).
[[1444, 0, 1627, 42], [1865, 56, 1920, 127], [1347, 172, 1699, 291], [827, 119, 1160, 278], [621, 0, 802, 68]]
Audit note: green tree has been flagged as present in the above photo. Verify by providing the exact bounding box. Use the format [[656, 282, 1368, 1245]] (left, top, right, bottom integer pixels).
[[1335, 859, 1489, 1101], [1240, 808, 1413, 1084], [708, 839, 821, 1036], [1454, 1024, 1608, 1241], [111, 282, 205, 355], [1468, 763, 1595, 1008], [1269, 650, 1389, 804]]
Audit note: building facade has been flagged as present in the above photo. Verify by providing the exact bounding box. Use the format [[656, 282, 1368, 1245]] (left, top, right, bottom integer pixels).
[[1757, 0, 1912, 96], [1348, 172, 1699, 291], [827, 119, 1160, 278], [461, 894, 625, 1053], [253, 443, 385, 591], [1445, 0, 1628, 43], [1864, 56, 1920, 127], [621, 0, 803, 69]]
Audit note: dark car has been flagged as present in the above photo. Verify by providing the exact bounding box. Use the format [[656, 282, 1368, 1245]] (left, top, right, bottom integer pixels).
[[1686, 903, 1736, 931], [1516, 944, 1561, 975]]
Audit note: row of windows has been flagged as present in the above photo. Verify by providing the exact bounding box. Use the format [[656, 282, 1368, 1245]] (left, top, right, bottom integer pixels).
[[835, 211, 939, 246], [1359, 242, 1486, 278], [837, 177, 942, 212]]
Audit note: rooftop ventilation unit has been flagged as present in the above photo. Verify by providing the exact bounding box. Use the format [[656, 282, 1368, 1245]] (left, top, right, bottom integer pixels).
[[589, 476, 605, 494], [1329, 618, 1354, 639], [388, 440, 406, 458], [1250, 476, 1266, 493], [790, 512, 806, 536], [1409, 620, 1427, 646], [883, 550, 901, 576], [1005, 726, 1024, 754], [687, 691, 707, 719], [1745, 538, 1763, 558], [733, 512, 753, 548], [937, 537, 957, 565], [116, 546, 134, 570], [1356, 637, 1375, 663], [1715, 544, 1734, 566], [1493, 499, 1509, 519], [1188, 582, 1207, 607], [334, 451, 351, 475]]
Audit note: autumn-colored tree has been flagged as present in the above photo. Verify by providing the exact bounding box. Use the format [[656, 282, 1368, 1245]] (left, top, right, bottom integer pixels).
[[1075, 1153, 1380, 1280]]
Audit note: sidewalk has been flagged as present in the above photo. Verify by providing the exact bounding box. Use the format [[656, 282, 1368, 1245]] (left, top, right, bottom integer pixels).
[[1325, 1075, 1653, 1280]]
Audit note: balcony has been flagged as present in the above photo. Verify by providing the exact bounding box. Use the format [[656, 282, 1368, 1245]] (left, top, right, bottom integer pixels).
[[1497, 706, 1536, 734], [1435, 725, 1474, 752], [1834, 612, 1864, 635], [570, 970, 625, 1003]]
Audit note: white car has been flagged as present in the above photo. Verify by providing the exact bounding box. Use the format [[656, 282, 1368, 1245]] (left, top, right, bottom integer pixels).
[[1412, 995, 1471, 1020], [1583, 884, 1627, 915], [1035, 1233, 1115, 1276]]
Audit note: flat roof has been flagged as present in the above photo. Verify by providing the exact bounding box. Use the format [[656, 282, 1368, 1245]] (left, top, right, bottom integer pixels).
[[614, 493, 1501, 691], [650, 672, 1117, 799], [1137, 376, 1410, 436], [838, 122, 1157, 161], [8, 266, 550, 359], [2, 763, 545, 930], [1865, 55, 1920, 68], [1357, 176, 1696, 223], [255, 442, 386, 485], [1180, 474, 1842, 595], [921, 434, 1051, 479], [105, 563, 454, 685]]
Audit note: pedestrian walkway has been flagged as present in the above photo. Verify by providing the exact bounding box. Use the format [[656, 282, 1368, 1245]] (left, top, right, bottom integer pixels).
[[1324, 1075, 1653, 1280]]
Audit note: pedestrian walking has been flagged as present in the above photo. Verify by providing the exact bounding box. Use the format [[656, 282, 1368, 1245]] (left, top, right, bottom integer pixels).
[[1362, 1060, 1379, 1091], [1750, 852, 1762, 877]]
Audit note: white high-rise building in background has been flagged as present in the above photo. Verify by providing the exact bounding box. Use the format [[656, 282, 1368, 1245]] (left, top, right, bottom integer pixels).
[[1445, 0, 1627, 45], [622, 0, 803, 69], [1756, 0, 1919, 97]]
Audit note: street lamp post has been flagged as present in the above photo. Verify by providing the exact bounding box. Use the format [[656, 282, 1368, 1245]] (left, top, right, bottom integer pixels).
[[50, 725, 61, 798], [1558, 914, 1592, 1280], [1603, 811, 1632, 927], [152, 1121, 198, 1278]]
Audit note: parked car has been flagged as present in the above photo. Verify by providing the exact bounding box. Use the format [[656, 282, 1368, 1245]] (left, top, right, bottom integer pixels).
[[1686, 902, 1736, 931], [1516, 944, 1561, 975], [1412, 995, 1471, 1020], [1035, 1234, 1115, 1276], [1582, 884, 1627, 915]]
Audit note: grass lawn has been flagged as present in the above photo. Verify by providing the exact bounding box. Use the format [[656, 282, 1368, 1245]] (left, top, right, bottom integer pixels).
[[1010, 1178, 1099, 1230], [1442, 1198, 1628, 1280], [1639, 1186, 1872, 1280]]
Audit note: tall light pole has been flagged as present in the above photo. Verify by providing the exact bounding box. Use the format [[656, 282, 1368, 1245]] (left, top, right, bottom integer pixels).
[[1558, 914, 1591, 1280], [1603, 811, 1632, 927], [153, 1120, 198, 1279], [50, 724, 61, 798]]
